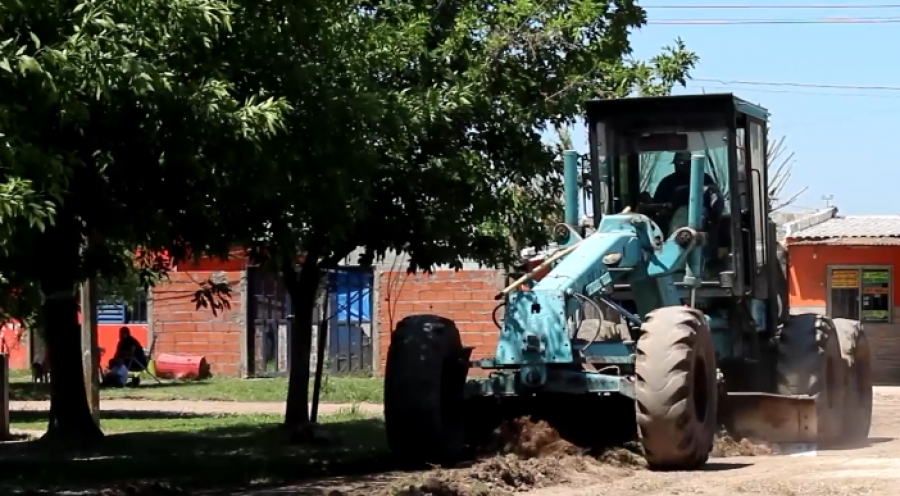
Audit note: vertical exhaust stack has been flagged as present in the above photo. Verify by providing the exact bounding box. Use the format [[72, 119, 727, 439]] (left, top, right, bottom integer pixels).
[[563, 150, 579, 228]]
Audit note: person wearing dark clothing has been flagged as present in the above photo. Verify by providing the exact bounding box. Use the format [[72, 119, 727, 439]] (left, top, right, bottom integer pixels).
[[652, 151, 716, 205], [111, 326, 147, 371]]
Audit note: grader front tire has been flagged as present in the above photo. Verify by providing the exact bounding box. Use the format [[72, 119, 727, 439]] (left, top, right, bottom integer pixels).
[[635, 306, 718, 471], [384, 315, 468, 467]]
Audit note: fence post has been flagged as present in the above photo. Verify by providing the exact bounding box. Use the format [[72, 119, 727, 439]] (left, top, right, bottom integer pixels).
[[0, 353, 8, 439]]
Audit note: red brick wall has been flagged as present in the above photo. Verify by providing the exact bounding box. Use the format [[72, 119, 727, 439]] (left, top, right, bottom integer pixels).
[[377, 269, 503, 373], [151, 271, 245, 376]]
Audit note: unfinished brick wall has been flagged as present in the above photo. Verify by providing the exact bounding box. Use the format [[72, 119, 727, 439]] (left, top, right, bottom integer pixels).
[[377, 269, 503, 373], [151, 270, 245, 376]]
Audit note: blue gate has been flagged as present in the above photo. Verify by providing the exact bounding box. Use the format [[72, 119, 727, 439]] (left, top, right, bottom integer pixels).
[[323, 267, 374, 375]]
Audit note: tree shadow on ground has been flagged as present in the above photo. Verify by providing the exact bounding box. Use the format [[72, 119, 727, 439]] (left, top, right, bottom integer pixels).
[[9, 409, 213, 423], [9, 380, 201, 401], [0, 415, 389, 493]]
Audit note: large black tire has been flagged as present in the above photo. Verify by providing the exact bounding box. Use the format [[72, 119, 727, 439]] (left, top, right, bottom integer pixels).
[[635, 306, 718, 471], [834, 318, 873, 444], [384, 315, 468, 467], [776, 313, 845, 442]]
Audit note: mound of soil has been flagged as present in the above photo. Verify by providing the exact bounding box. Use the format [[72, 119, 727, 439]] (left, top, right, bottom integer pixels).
[[711, 433, 773, 457], [392, 418, 590, 496], [394, 477, 495, 496], [491, 417, 584, 459], [594, 442, 647, 469], [97, 482, 189, 496], [354, 417, 647, 496], [394, 454, 575, 496]]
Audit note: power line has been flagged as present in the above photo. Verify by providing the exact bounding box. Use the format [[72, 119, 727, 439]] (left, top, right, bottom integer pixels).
[[695, 84, 900, 99], [648, 16, 900, 24], [644, 3, 900, 9], [693, 78, 900, 92]]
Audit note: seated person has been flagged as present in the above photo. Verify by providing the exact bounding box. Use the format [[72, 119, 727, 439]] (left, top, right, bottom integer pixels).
[[111, 326, 147, 371], [102, 358, 129, 388], [653, 151, 717, 205]]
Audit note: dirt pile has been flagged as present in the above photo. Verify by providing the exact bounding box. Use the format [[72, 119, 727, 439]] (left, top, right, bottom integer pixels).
[[594, 442, 647, 469], [393, 454, 578, 496], [96, 482, 189, 496], [711, 433, 773, 457], [393, 418, 579, 496], [391, 417, 643, 496], [491, 417, 584, 458]]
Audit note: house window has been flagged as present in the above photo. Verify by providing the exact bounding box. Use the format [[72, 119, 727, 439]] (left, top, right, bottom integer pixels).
[[829, 267, 892, 323]]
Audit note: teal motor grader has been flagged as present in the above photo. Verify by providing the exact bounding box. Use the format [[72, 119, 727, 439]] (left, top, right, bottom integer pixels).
[[383, 94, 874, 470]]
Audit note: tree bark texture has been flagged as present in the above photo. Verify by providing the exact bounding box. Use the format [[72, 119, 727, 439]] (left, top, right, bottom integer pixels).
[[282, 254, 321, 429], [37, 222, 104, 444]]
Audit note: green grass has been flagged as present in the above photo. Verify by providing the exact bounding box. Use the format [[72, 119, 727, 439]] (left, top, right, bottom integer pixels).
[[1, 408, 389, 491], [8, 370, 384, 404], [10, 409, 289, 433]]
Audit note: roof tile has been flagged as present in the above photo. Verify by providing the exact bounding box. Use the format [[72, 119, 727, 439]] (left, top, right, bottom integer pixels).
[[788, 215, 900, 240]]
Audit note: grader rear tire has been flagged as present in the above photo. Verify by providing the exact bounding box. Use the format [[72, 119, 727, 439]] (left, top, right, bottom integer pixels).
[[635, 306, 718, 471], [384, 315, 468, 467], [834, 318, 873, 444], [776, 313, 845, 442]]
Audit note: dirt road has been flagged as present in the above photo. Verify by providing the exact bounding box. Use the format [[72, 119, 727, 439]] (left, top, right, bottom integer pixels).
[[12, 391, 900, 495], [248, 386, 900, 496], [525, 386, 900, 496]]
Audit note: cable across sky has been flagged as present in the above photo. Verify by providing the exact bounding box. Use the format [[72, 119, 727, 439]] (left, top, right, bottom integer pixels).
[[693, 78, 900, 92], [647, 17, 900, 24], [643, 3, 900, 9]]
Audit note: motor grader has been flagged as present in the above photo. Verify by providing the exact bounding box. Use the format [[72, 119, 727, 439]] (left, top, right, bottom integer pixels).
[[383, 94, 874, 470]]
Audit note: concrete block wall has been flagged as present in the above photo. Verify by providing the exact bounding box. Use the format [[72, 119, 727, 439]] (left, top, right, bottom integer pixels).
[[150, 270, 246, 376]]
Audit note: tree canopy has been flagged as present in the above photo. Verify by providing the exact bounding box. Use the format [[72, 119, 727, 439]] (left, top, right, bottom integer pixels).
[[0, 0, 697, 439], [0, 0, 287, 440], [209, 0, 697, 428]]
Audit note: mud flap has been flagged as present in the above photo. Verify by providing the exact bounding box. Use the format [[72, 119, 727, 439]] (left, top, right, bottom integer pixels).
[[721, 392, 817, 444]]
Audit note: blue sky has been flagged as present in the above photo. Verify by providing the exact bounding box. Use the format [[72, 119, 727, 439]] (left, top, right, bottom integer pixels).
[[555, 1, 898, 215]]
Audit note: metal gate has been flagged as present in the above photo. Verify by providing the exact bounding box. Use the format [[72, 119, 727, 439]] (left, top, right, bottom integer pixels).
[[321, 267, 374, 375], [246, 266, 374, 377], [247, 268, 291, 377]]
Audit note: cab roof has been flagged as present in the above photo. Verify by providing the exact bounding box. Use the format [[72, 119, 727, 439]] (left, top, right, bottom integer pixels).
[[585, 93, 769, 129]]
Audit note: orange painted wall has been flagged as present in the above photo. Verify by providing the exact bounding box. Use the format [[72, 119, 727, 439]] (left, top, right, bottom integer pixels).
[[97, 324, 149, 364], [788, 244, 900, 308], [4, 323, 148, 371], [4, 320, 27, 369]]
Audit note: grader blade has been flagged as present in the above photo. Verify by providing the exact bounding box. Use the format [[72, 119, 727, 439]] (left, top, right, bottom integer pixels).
[[722, 392, 817, 444]]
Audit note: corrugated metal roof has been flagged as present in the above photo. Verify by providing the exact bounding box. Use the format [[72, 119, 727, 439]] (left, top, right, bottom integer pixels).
[[788, 215, 900, 239], [788, 237, 900, 246]]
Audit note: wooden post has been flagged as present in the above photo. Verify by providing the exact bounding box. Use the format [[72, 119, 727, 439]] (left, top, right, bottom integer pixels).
[[80, 279, 100, 426], [0, 354, 8, 439]]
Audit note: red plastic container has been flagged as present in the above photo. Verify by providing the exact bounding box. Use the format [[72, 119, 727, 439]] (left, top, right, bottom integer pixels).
[[154, 353, 211, 380]]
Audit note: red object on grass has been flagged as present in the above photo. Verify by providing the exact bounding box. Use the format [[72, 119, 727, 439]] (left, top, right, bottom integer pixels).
[[154, 353, 211, 380]]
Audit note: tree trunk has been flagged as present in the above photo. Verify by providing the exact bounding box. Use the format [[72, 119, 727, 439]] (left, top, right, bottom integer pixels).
[[40, 274, 104, 444], [282, 255, 321, 430]]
